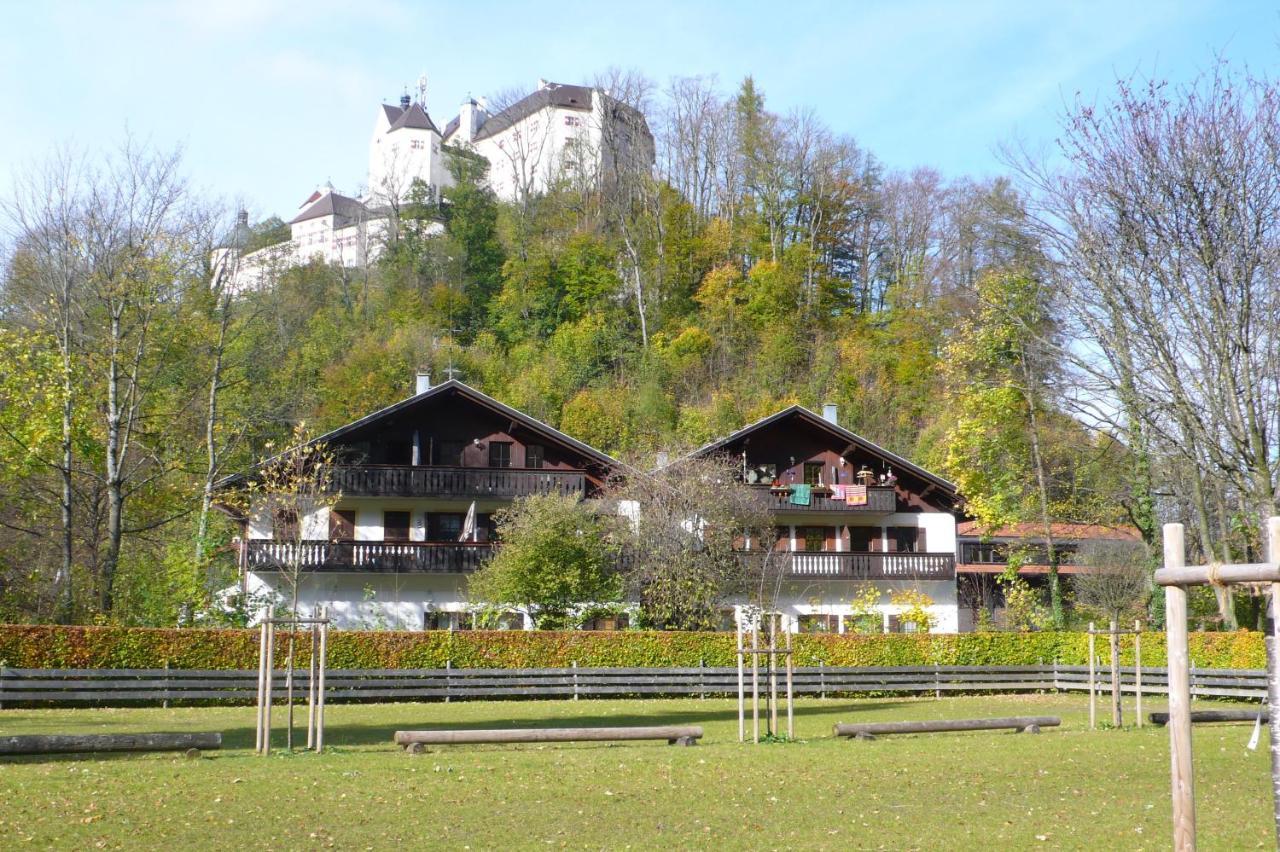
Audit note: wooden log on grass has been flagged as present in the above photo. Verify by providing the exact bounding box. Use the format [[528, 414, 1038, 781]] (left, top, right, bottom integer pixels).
[[833, 716, 1061, 739], [1149, 710, 1268, 726], [0, 732, 222, 756], [394, 725, 703, 748]]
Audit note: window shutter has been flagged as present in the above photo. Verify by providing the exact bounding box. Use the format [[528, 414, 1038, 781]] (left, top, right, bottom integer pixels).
[[917, 528, 927, 553]]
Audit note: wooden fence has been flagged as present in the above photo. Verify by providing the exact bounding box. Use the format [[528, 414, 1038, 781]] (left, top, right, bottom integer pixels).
[[0, 663, 1266, 706]]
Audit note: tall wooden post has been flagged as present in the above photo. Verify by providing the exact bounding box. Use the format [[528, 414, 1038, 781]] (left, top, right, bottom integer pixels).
[[769, 613, 779, 738], [262, 621, 275, 756], [751, 617, 760, 744], [255, 621, 268, 753], [736, 616, 745, 743], [1163, 523, 1195, 852], [1135, 620, 1143, 729], [1088, 622, 1096, 730], [1110, 618, 1122, 727], [306, 622, 318, 750], [315, 607, 328, 753], [1266, 516, 1280, 848], [785, 622, 794, 740]]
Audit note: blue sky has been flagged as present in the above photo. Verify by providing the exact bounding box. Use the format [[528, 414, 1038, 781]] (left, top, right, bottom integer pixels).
[[2, 1, 1277, 220]]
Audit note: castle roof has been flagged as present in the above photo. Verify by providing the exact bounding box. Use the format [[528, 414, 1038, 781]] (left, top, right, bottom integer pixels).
[[387, 101, 439, 134], [472, 83, 593, 142], [289, 190, 368, 225]]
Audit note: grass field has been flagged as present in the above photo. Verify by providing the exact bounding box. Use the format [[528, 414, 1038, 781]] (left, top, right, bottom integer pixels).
[[0, 693, 1271, 850]]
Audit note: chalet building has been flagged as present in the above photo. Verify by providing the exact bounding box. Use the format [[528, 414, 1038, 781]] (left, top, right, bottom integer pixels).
[[955, 521, 1143, 630], [226, 376, 620, 630], [686, 405, 960, 633], [227, 380, 963, 632]]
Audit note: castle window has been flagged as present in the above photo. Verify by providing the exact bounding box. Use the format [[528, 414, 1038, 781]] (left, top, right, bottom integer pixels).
[[564, 115, 582, 127], [410, 139, 425, 150]]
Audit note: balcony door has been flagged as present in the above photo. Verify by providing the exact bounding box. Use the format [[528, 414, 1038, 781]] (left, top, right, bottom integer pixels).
[[383, 511, 411, 542]]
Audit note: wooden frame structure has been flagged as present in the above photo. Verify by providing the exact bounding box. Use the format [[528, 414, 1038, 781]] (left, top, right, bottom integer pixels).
[[736, 611, 794, 742], [1086, 620, 1143, 729], [256, 608, 329, 755], [1157, 516, 1280, 851]]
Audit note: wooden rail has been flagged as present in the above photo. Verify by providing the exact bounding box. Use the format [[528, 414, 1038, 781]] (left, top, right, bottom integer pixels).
[[1149, 710, 1268, 726], [394, 725, 702, 749], [330, 465, 587, 498], [0, 663, 1267, 707], [760, 487, 897, 513], [0, 732, 221, 755], [834, 716, 1060, 738], [245, 540, 494, 573], [779, 551, 955, 580]]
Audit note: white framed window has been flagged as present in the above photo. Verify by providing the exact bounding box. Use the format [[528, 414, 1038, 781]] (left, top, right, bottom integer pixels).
[[564, 115, 582, 127]]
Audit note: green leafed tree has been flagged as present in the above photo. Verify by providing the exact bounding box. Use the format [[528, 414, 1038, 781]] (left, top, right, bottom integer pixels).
[[468, 493, 621, 629]]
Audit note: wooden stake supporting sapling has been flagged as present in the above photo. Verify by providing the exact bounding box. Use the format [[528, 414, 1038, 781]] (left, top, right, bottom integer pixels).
[[256, 611, 330, 756], [1156, 516, 1280, 852]]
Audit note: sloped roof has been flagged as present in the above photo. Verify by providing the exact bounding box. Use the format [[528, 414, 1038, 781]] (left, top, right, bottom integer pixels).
[[442, 115, 460, 140], [387, 102, 439, 134], [956, 521, 1142, 542], [684, 405, 957, 496], [289, 191, 369, 225], [381, 104, 405, 125], [216, 380, 622, 490], [472, 83, 594, 142]]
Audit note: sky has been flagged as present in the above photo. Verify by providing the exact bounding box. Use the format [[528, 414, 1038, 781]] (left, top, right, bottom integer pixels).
[[2, 1, 1278, 221]]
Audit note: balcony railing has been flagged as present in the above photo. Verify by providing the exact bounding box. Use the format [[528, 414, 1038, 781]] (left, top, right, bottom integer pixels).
[[328, 465, 587, 499], [758, 486, 897, 513], [754, 550, 955, 581], [245, 540, 494, 574]]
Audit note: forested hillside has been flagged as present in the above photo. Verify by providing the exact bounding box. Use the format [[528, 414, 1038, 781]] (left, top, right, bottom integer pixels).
[[4, 69, 1275, 627]]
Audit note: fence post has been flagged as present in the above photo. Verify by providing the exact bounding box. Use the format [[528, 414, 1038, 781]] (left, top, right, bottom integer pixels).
[[445, 659, 451, 704], [699, 658, 705, 700], [820, 660, 826, 700], [934, 662, 941, 699], [1088, 622, 1096, 730], [162, 660, 170, 710], [1135, 620, 1143, 729], [572, 660, 579, 701], [0, 659, 7, 710]]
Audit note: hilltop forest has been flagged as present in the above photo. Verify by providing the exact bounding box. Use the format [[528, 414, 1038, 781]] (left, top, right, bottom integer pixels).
[[2, 66, 1277, 627]]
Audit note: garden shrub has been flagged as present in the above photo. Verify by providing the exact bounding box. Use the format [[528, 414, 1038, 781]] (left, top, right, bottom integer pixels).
[[0, 624, 1265, 670]]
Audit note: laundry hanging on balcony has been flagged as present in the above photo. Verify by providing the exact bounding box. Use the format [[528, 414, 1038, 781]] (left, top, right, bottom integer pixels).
[[846, 485, 868, 506], [831, 483, 847, 499], [790, 483, 812, 506]]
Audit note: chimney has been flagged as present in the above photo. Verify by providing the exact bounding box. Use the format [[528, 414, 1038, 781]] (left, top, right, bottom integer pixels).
[[822, 403, 839, 426], [400, 93, 411, 111], [415, 372, 431, 395]]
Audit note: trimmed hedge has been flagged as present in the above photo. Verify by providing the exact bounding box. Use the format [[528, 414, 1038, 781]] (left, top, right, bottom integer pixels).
[[0, 624, 1266, 670]]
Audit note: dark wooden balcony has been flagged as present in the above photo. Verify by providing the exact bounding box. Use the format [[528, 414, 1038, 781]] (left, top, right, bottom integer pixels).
[[757, 485, 897, 513], [328, 465, 586, 499], [744, 550, 955, 581], [245, 540, 494, 574]]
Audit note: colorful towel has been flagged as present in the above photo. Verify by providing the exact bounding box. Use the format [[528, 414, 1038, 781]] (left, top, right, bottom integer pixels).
[[846, 485, 868, 506], [831, 484, 847, 500], [790, 484, 812, 506]]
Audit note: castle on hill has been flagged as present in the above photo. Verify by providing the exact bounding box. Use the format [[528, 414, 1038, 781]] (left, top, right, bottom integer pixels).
[[223, 79, 654, 290]]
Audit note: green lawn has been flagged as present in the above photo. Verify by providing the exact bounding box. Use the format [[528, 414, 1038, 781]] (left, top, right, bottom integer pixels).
[[0, 694, 1270, 850]]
